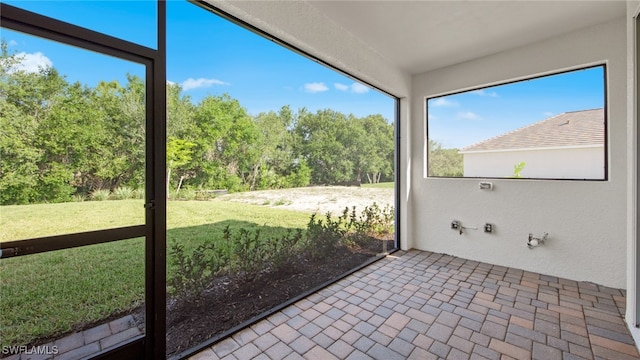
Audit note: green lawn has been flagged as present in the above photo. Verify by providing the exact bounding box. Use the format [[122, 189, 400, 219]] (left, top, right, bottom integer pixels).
[[1, 200, 146, 242], [0, 200, 309, 347], [361, 181, 395, 189]]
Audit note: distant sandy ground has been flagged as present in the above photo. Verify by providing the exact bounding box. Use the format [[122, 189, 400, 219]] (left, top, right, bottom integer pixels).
[[217, 186, 395, 215]]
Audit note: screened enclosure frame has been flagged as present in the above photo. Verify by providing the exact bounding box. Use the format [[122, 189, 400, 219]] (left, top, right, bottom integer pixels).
[[0, 3, 167, 359], [0, 1, 401, 359]]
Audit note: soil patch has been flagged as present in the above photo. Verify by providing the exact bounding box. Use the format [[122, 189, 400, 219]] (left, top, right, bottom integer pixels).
[[165, 238, 393, 356]]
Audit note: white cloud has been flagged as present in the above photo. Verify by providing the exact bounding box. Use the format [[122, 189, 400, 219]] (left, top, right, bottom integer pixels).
[[334, 83, 349, 91], [470, 89, 498, 97], [8, 40, 18, 47], [304, 82, 329, 93], [334, 82, 369, 94], [12, 52, 52, 73], [543, 111, 554, 117], [458, 111, 482, 120], [430, 97, 458, 107], [350, 83, 369, 94], [166, 80, 176, 86], [181, 77, 229, 91]]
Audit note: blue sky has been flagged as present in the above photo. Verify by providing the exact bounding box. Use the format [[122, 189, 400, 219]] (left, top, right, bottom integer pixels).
[[428, 66, 605, 149], [2, 1, 395, 121], [3, 1, 604, 141]]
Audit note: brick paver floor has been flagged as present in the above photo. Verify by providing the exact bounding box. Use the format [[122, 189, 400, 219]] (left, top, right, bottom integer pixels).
[[190, 250, 640, 360], [4, 315, 142, 360]]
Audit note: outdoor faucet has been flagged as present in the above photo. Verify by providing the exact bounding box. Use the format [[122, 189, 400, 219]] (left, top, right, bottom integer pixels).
[[527, 232, 548, 249]]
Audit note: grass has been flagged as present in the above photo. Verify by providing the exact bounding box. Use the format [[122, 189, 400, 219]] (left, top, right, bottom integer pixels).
[[273, 198, 292, 206], [361, 181, 395, 189], [0, 200, 309, 347], [1, 238, 145, 347], [1, 200, 145, 242]]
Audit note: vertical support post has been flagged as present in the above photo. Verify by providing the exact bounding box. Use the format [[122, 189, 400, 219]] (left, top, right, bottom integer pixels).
[[394, 97, 401, 251], [635, 13, 640, 328], [146, 0, 167, 358]]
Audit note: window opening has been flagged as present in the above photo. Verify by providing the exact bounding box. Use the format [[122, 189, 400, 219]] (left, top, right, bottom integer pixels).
[[427, 65, 606, 180]]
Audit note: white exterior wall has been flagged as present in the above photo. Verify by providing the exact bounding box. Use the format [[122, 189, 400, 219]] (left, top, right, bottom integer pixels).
[[463, 146, 605, 179], [412, 18, 628, 288]]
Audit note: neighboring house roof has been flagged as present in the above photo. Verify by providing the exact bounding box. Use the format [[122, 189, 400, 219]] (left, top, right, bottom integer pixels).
[[460, 108, 604, 153]]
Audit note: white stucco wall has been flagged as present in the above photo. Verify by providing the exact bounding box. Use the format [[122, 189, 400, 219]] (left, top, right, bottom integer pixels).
[[412, 17, 628, 288], [462, 146, 605, 179]]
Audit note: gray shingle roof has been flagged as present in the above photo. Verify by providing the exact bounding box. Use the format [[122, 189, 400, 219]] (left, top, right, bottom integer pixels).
[[460, 108, 604, 152]]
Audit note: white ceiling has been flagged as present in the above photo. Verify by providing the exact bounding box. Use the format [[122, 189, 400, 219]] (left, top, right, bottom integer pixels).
[[308, 1, 627, 75]]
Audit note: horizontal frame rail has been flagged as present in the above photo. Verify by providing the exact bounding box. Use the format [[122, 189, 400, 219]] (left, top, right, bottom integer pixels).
[[0, 3, 156, 65], [0, 225, 146, 259]]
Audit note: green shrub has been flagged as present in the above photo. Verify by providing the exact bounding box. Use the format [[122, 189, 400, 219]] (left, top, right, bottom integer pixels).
[[90, 189, 111, 201], [230, 227, 269, 281], [348, 203, 394, 239], [273, 198, 291, 206], [168, 240, 229, 297], [168, 204, 394, 299], [71, 194, 86, 202], [304, 211, 349, 260], [268, 229, 304, 271], [175, 188, 196, 201], [112, 186, 134, 200], [194, 190, 216, 201], [132, 188, 145, 199]]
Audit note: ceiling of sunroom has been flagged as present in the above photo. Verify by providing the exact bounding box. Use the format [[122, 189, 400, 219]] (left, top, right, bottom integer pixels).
[[307, 1, 626, 74]]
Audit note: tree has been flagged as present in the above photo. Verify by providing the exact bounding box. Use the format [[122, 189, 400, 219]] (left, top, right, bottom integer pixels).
[[0, 42, 149, 203], [167, 82, 196, 140], [428, 140, 463, 177], [253, 106, 309, 189], [1, 39, 396, 202], [86, 76, 145, 192], [167, 137, 196, 195], [353, 115, 394, 183], [0, 99, 40, 204], [0, 43, 77, 203], [189, 94, 260, 191], [294, 109, 354, 184]]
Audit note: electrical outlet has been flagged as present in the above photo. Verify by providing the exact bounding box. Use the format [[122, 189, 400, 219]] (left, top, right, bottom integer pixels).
[[479, 182, 493, 190], [484, 223, 493, 233], [451, 220, 460, 230]]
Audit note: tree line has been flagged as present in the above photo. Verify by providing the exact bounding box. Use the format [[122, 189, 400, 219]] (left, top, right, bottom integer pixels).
[[0, 46, 395, 205], [428, 140, 463, 177]]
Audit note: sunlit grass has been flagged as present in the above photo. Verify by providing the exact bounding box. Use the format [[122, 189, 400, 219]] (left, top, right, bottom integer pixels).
[[361, 181, 395, 189], [0, 238, 145, 347], [0, 200, 145, 242], [0, 200, 309, 347]]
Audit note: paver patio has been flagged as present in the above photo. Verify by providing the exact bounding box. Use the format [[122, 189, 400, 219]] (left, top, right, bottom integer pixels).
[[3, 315, 142, 360], [11, 250, 636, 359], [189, 250, 640, 360]]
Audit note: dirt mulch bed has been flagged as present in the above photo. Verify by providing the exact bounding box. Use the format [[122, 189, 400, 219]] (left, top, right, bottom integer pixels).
[[166, 239, 393, 357], [19, 240, 393, 359]]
